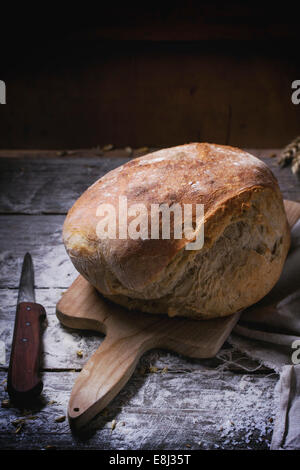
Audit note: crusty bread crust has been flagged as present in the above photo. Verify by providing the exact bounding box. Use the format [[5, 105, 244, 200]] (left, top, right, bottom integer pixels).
[[63, 143, 290, 319]]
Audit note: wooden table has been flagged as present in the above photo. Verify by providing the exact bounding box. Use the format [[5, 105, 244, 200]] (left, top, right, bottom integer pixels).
[[0, 148, 299, 450]]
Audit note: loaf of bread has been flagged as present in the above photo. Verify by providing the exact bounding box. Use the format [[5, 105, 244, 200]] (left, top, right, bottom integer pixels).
[[63, 143, 290, 319]]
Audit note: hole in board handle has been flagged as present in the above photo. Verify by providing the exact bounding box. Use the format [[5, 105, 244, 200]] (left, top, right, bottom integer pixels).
[[73, 407, 80, 412]]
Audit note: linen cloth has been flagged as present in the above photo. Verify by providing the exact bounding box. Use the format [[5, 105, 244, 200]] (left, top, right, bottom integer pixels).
[[229, 219, 300, 449]]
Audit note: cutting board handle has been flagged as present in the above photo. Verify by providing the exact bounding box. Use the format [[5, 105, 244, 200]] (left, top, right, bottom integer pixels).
[[68, 331, 154, 430]]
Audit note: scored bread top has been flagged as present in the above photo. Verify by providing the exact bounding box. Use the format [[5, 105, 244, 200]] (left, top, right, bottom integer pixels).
[[63, 143, 282, 291]]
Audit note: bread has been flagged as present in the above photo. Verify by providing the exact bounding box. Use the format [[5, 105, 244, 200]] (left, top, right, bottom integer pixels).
[[63, 143, 290, 319]]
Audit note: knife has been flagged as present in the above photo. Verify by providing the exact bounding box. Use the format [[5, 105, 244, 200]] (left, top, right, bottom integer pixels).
[[7, 253, 46, 403]]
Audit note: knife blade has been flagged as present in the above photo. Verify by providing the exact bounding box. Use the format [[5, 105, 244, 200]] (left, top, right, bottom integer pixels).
[[7, 253, 46, 403]]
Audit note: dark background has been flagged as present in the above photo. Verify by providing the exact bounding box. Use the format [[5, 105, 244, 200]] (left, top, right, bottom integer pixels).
[[1, 2, 300, 149]]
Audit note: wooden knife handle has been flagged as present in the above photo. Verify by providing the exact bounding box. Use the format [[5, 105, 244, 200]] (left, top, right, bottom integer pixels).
[[7, 302, 46, 403]]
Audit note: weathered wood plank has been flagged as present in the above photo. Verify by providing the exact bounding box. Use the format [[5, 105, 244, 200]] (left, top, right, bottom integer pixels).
[[0, 370, 278, 450], [0, 157, 129, 215], [0, 288, 267, 372], [0, 150, 299, 215], [0, 215, 75, 288]]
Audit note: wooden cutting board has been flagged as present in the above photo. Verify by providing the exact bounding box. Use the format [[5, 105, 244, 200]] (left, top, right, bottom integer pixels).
[[56, 199, 300, 430]]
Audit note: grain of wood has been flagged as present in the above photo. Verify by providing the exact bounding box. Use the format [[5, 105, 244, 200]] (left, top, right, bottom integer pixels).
[[0, 370, 278, 450], [0, 215, 75, 288], [0, 157, 128, 214]]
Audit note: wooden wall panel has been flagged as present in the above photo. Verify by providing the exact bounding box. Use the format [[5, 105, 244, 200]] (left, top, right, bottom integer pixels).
[[1, 8, 300, 149]]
